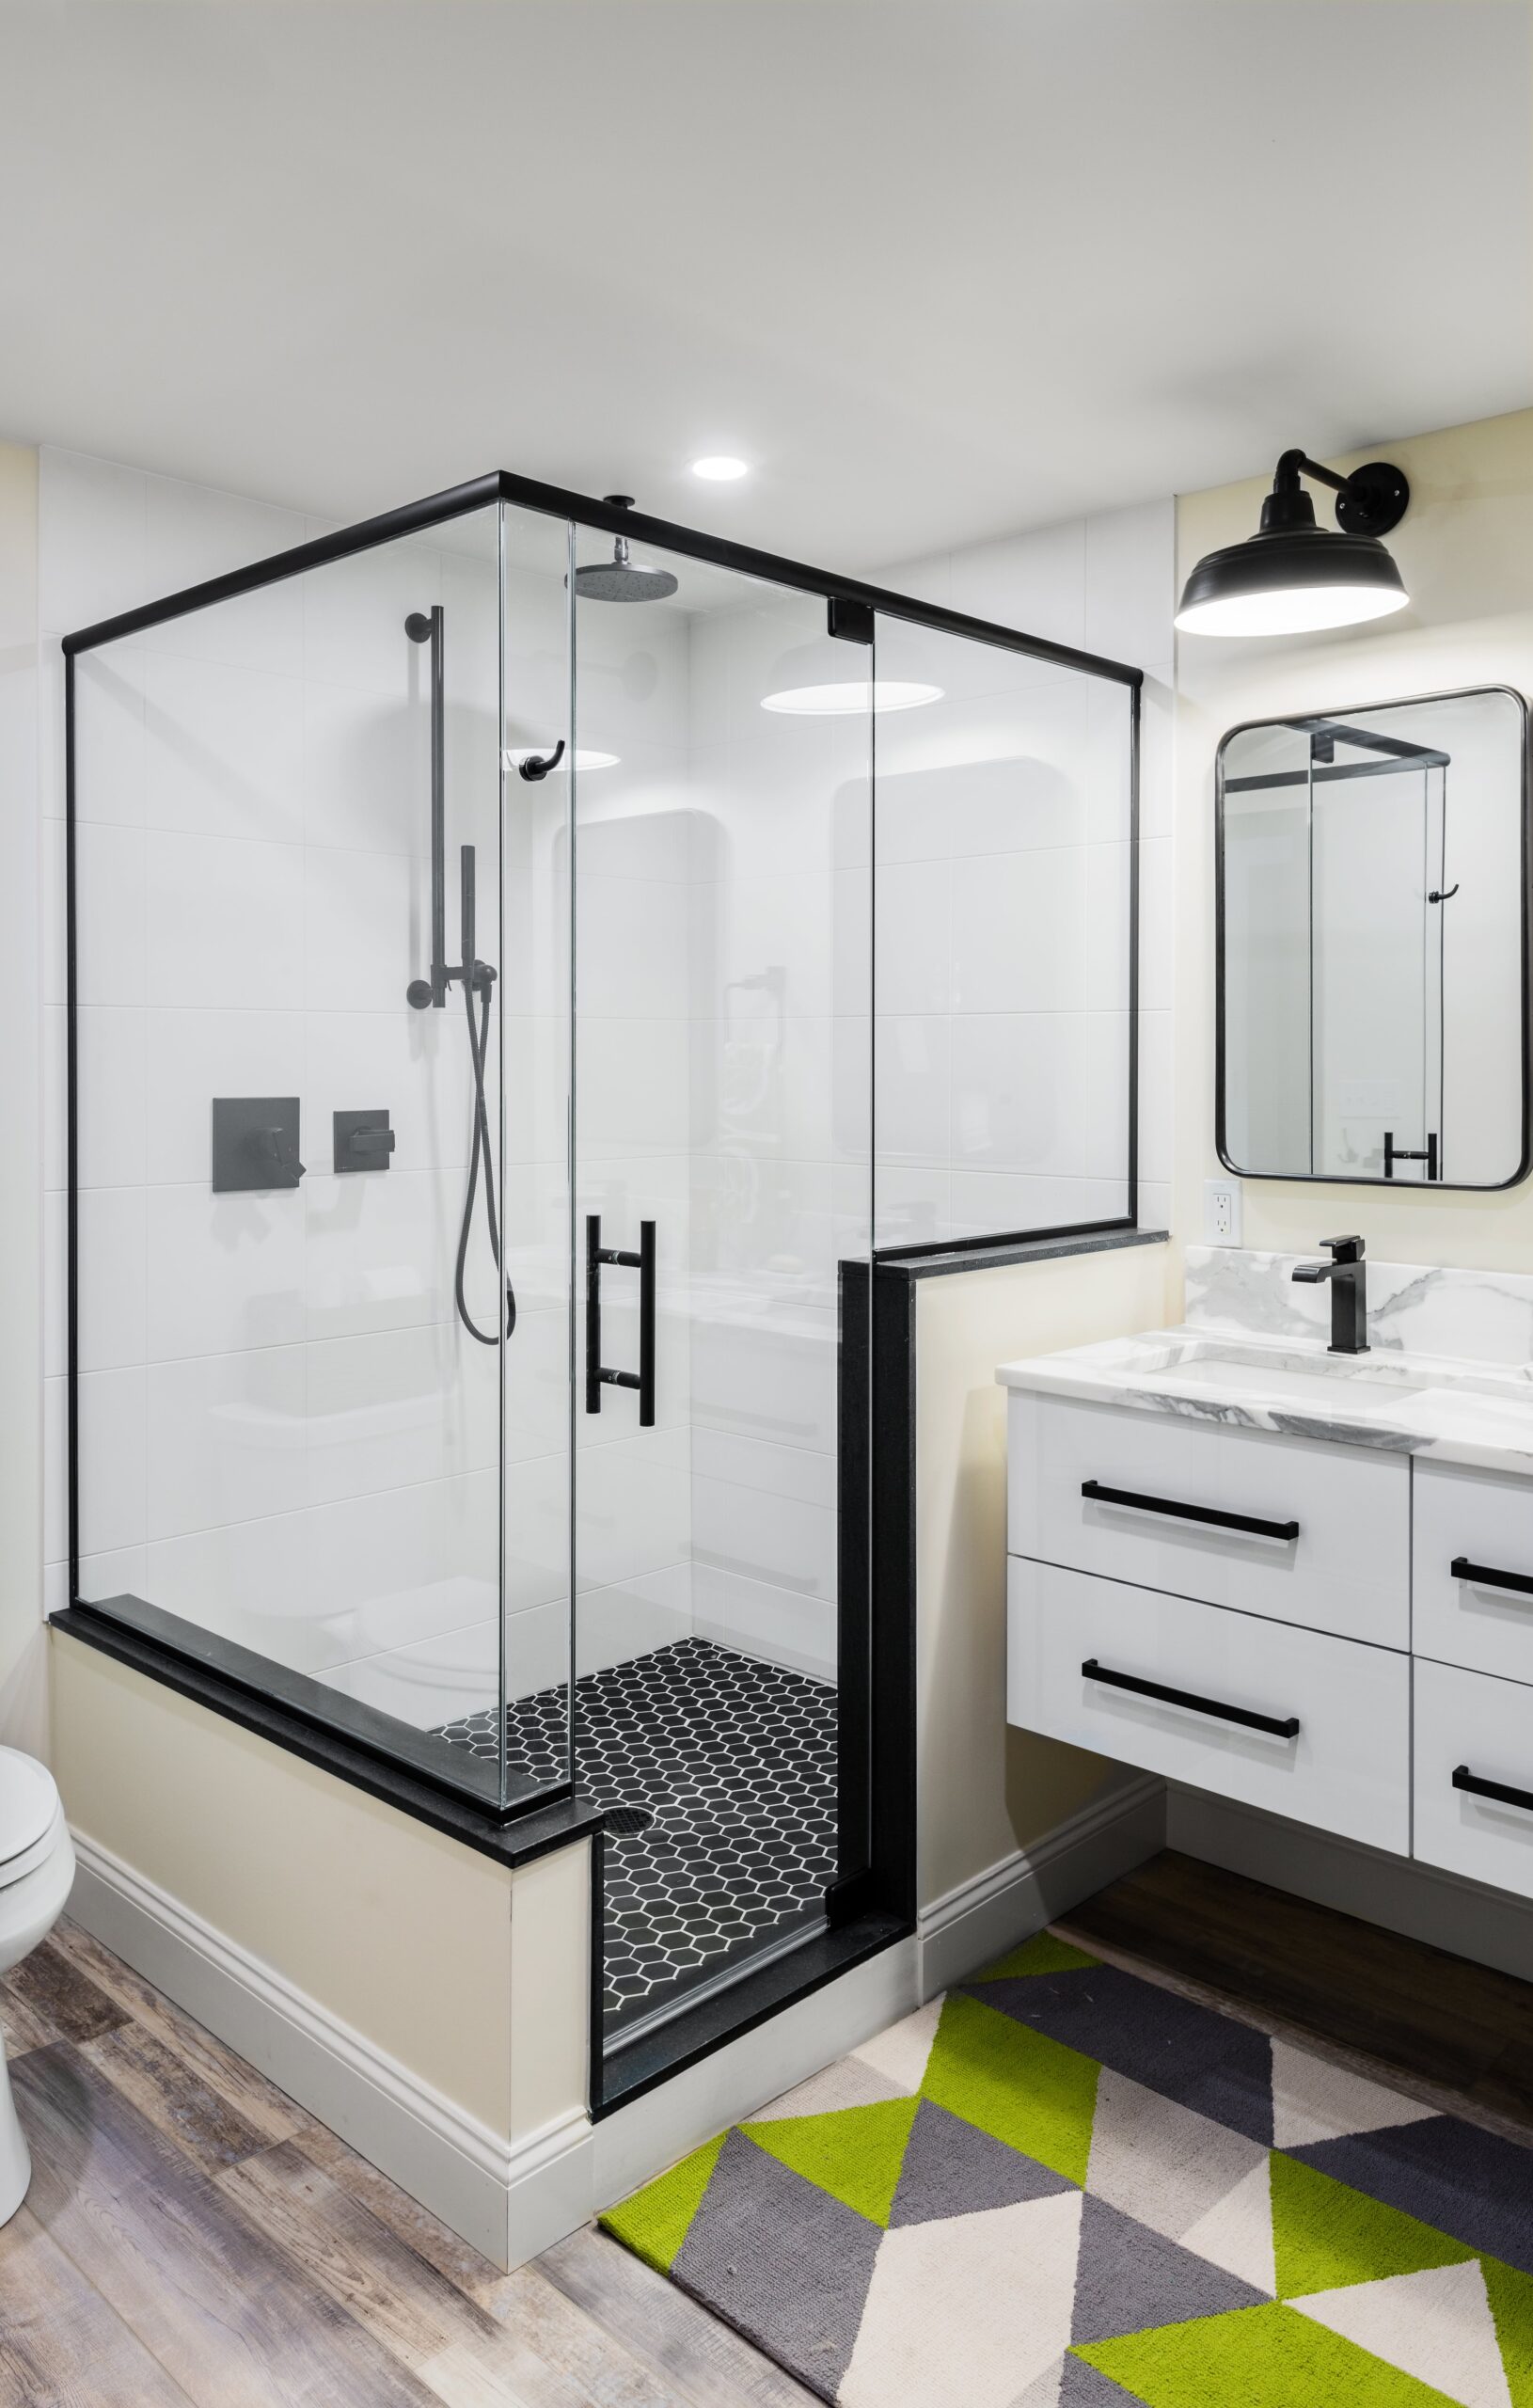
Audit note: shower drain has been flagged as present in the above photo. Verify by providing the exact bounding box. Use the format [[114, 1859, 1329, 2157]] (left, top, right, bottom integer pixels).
[[603, 1805, 655, 1836]]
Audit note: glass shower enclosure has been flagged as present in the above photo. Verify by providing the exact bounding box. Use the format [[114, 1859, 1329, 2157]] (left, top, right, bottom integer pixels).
[[62, 473, 1140, 2056]]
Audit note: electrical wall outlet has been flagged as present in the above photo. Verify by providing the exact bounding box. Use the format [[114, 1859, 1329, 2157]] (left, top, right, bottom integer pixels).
[[1204, 1176, 1242, 1245]]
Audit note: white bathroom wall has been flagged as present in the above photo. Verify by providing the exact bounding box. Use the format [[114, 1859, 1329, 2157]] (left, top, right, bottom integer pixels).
[[0, 441, 43, 1756]]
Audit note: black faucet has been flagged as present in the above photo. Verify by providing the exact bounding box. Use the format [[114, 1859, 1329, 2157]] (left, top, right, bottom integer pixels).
[[1292, 1235, 1369, 1354]]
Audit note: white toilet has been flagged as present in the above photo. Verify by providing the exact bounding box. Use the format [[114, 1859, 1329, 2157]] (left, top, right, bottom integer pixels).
[[0, 1748, 74, 2223]]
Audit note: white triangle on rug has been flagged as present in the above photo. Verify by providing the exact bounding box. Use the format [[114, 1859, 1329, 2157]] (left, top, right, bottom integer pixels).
[[1290, 2258, 1512, 2408], [1085, 2065, 1267, 2249], [1178, 2156, 1275, 2295], [840, 2190, 1083, 2408], [750, 2055, 909, 2122], [852, 1994, 944, 2096], [1005, 2355, 1066, 2407], [1270, 2040, 1439, 2147]]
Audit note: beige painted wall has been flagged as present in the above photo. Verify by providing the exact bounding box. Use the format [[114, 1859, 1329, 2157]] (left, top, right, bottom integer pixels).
[[915, 1239, 1172, 1907], [51, 1632, 588, 2139], [1175, 406, 1533, 1283], [0, 439, 42, 1758]]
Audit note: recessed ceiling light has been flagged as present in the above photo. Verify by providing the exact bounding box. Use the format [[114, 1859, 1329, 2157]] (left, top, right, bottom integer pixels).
[[690, 456, 749, 482], [761, 680, 942, 717]]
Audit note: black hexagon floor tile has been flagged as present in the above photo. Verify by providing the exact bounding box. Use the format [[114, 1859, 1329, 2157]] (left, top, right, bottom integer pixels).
[[433, 1638, 837, 2032]]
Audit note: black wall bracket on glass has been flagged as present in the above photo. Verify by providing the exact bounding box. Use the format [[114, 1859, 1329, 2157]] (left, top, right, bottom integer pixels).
[[1454, 1763, 1533, 1814], [212, 1098, 305, 1194], [333, 1109, 396, 1174], [1080, 1480, 1300, 1544], [1082, 1657, 1301, 1739], [585, 1214, 656, 1426], [1383, 1131, 1440, 1181], [1450, 1555, 1533, 1599]]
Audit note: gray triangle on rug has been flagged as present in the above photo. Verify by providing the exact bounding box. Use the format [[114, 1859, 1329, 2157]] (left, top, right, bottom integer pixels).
[[1069, 2191, 1270, 2344], [890, 2097, 1076, 2227]]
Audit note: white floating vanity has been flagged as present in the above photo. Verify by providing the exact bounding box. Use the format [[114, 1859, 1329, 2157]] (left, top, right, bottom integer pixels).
[[1002, 1245, 1533, 1899]]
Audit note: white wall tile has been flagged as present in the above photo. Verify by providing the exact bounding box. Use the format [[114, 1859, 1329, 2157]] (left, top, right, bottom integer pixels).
[[875, 1014, 951, 1164], [46, 1006, 148, 1192], [304, 845, 420, 1014], [146, 830, 304, 1007], [147, 1346, 308, 1538], [691, 1562, 835, 1684], [304, 1167, 448, 1339], [950, 846, 1087, 1015], [144, 1006, 306, 1185], [141, 653, 305, 844], [951, 1010, 1130, 1182], [59, 642, 148, 825], [146, 1184, 306, 1360], [140, 476, 307, 673], [692, 1474, 835, 1607], [1083, 498, 1176, 669], [62, 822, 147, 1006], [40, 451, 149, 632], [303, 679, 423, 855], [47, 1368, 147, 1561]]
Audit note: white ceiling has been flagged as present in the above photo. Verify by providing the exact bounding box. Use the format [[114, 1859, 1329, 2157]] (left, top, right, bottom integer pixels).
[[2, 0, 1529, 568]]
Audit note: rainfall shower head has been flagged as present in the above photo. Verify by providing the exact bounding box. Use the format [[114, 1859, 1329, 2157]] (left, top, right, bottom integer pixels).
[[573, 497, 678, 603]]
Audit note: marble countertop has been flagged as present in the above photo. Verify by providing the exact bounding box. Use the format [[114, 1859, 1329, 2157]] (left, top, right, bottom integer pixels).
[[997, 1248, 1533, 1477]]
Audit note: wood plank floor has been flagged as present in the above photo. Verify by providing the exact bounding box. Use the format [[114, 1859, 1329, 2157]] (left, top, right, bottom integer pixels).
[[0, 1918, 818, 2408], [8, 1861, 1532, 2403], [1056, 1847, 1533, 2147]]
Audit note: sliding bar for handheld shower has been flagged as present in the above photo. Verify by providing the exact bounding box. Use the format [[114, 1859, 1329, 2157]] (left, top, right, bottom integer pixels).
[[405, 606, 448, 1009]]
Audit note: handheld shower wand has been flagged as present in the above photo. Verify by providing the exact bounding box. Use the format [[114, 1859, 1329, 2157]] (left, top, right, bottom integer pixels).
[[405, 608, 514, 1347]]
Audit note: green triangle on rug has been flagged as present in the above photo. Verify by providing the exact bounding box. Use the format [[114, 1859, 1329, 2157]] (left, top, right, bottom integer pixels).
[[920, 1989, 1100, 2185], [742, 2096, 921, 2228], [1483, 2256, 1533, 2408], [1076, 2298, 1467, 2406], [598, 2131, 724, 2274], [1270, 2152, 1477, 2299], [974, 1931, 1100, 1981]]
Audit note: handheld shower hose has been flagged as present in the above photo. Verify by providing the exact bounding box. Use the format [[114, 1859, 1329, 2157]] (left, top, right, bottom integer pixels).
[[405, 605, 515, 1349]]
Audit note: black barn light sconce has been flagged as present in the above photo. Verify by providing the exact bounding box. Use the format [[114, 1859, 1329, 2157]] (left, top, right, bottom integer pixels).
[[1176, 449, 1411, 638]]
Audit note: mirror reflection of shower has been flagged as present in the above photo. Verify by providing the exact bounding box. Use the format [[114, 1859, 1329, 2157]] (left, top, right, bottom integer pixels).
[[403, 605, 515, 1346]]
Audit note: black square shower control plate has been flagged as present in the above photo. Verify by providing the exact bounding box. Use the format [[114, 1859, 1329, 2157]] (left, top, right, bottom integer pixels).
[[212, 1098, 305, 1193], [333, 1108, 396, 1174]]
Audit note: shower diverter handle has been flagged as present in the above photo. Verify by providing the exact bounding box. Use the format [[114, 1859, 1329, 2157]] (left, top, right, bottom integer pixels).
[[585, 1214, 656, 1427]]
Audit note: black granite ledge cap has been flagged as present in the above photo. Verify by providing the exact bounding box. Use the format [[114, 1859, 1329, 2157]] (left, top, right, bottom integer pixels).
[[49, 1607, 608, 1870], [874, 1226, 1170, 1280]]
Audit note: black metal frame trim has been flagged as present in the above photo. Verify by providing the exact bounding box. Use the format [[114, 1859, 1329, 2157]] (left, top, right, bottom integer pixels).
[[1214, 685, 1533, 1193], [49, 1606, 602, 1868]]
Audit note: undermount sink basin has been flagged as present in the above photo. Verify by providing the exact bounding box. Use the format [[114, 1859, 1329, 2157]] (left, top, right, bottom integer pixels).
[[1139, 1336, 1440, 1406]]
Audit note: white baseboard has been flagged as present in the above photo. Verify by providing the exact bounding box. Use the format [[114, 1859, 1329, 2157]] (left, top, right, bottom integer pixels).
[[1168, 1786, 1533, 1988], [67, 1830, 593, 2272], [917, 1774, 1167, 1996], [593, 1932, 922, 2210]]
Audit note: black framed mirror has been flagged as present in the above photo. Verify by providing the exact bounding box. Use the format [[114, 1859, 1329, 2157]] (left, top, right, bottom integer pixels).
[[1216, 686, 1531, 1189]]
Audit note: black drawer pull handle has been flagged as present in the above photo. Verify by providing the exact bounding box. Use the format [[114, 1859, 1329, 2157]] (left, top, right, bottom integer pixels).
[[1082, 1658, 1300, 1739], [1450, 1557, 1533, 1600], [1454, 1764, 1533, 1814], [1082, 1480, 1300, 1544]]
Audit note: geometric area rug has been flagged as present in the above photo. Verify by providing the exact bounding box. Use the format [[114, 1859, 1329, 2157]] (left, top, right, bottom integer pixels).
[[601, 1932, 1533, 2406]]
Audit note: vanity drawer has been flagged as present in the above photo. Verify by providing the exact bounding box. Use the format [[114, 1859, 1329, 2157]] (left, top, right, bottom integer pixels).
[[1007, 1558, 1409, 1851], [1414, 1460, 1533, 1686], [1414, 1656, 1533, 1903], [1006, 1391, 1409, 1647]]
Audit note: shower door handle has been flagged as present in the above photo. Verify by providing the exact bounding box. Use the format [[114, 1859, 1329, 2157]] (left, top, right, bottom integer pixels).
[[585, 1214, 656, 1426]]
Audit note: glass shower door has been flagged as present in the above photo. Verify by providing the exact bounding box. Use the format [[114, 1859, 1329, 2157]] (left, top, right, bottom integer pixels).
[[568, 534, 874, 2042]]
